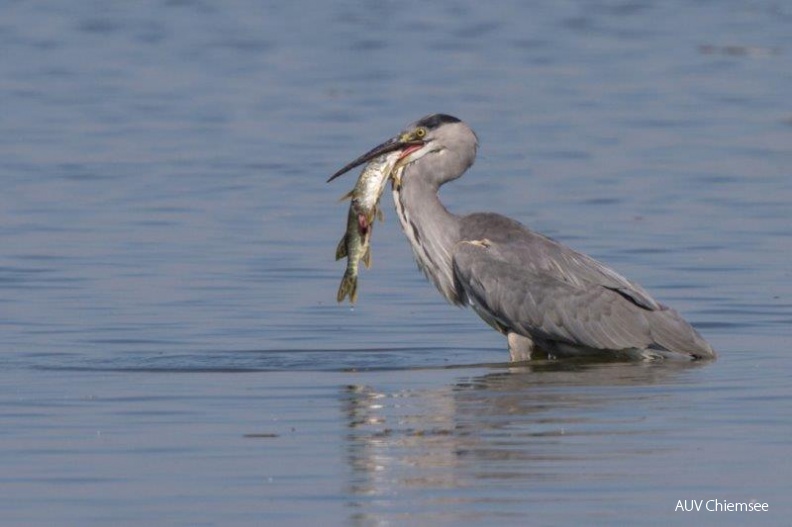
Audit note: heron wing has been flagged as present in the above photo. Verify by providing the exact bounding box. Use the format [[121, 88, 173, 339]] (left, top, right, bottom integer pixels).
[[452, 239, 711, 356], [459, 213, 660, 310]]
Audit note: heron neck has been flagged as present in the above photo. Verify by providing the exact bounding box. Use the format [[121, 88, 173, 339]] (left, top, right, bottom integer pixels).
[[393, 173, 462, 304]]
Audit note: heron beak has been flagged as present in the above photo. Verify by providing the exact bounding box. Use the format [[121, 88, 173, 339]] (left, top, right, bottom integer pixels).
[[327, 134, 424, 183]]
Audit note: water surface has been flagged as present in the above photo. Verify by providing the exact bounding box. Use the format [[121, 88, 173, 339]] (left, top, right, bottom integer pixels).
[[1, 1, 790, 525]]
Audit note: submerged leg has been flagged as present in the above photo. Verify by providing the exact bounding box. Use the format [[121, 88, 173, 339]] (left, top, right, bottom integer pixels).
[[507, 332, 534, 362]]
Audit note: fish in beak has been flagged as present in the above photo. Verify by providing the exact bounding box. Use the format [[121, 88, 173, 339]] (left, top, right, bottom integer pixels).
[[326, 134, 425, 183]]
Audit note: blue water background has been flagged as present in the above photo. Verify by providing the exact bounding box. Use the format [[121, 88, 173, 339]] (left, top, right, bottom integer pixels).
[[1, 1, 790, 525]]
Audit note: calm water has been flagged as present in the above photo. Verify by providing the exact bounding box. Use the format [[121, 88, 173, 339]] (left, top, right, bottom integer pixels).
[[1, 1, 791, 525]]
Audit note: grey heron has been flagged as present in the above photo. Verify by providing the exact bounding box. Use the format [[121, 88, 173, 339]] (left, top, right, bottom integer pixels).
[[328, 114, 716, 361]]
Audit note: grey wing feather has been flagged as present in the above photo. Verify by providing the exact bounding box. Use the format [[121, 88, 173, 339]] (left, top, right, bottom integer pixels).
[[459, 213, 660, 310], [452, 236, 714, 358]]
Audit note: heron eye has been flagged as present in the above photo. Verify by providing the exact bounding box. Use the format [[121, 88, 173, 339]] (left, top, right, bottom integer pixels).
[[415, 127, 427, 139]]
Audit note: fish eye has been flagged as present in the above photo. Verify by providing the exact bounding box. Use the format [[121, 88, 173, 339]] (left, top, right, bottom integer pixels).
[[415, 127, 427, 138]]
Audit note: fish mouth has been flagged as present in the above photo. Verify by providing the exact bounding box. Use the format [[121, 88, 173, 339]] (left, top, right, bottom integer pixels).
[[327, 136, 424, 183]]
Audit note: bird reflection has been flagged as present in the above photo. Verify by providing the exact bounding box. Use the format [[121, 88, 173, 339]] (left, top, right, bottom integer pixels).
[[344, 383, 461, 496], [342, 360, 705, 525]]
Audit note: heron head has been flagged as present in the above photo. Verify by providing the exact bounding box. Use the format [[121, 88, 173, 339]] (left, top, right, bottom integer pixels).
[[327, 114, 478, 184]]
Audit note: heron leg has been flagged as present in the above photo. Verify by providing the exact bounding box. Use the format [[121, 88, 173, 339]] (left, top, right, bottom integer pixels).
[[507, 332, 534, 362]]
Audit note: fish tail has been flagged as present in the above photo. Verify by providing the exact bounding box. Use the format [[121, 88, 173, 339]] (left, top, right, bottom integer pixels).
[[336, 272, 358, 304]]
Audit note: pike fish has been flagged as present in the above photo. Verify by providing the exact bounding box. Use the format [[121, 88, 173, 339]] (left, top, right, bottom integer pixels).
[[335, 151, 402, 303]]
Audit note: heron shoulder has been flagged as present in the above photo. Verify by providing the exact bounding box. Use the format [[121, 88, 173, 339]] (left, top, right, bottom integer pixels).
[[457, 212, 660, 311]]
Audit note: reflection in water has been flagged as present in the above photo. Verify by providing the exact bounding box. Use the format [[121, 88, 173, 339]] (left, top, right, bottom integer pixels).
[[343, 361, 705, 525]]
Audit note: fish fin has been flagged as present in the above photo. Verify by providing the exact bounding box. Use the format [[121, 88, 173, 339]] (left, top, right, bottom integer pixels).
[[335, 235, 347, 260], [336, 274, 358, 304], [350, 281, 358, 303], [362, 246, 372, 269], [337, 190, 354, 202]]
